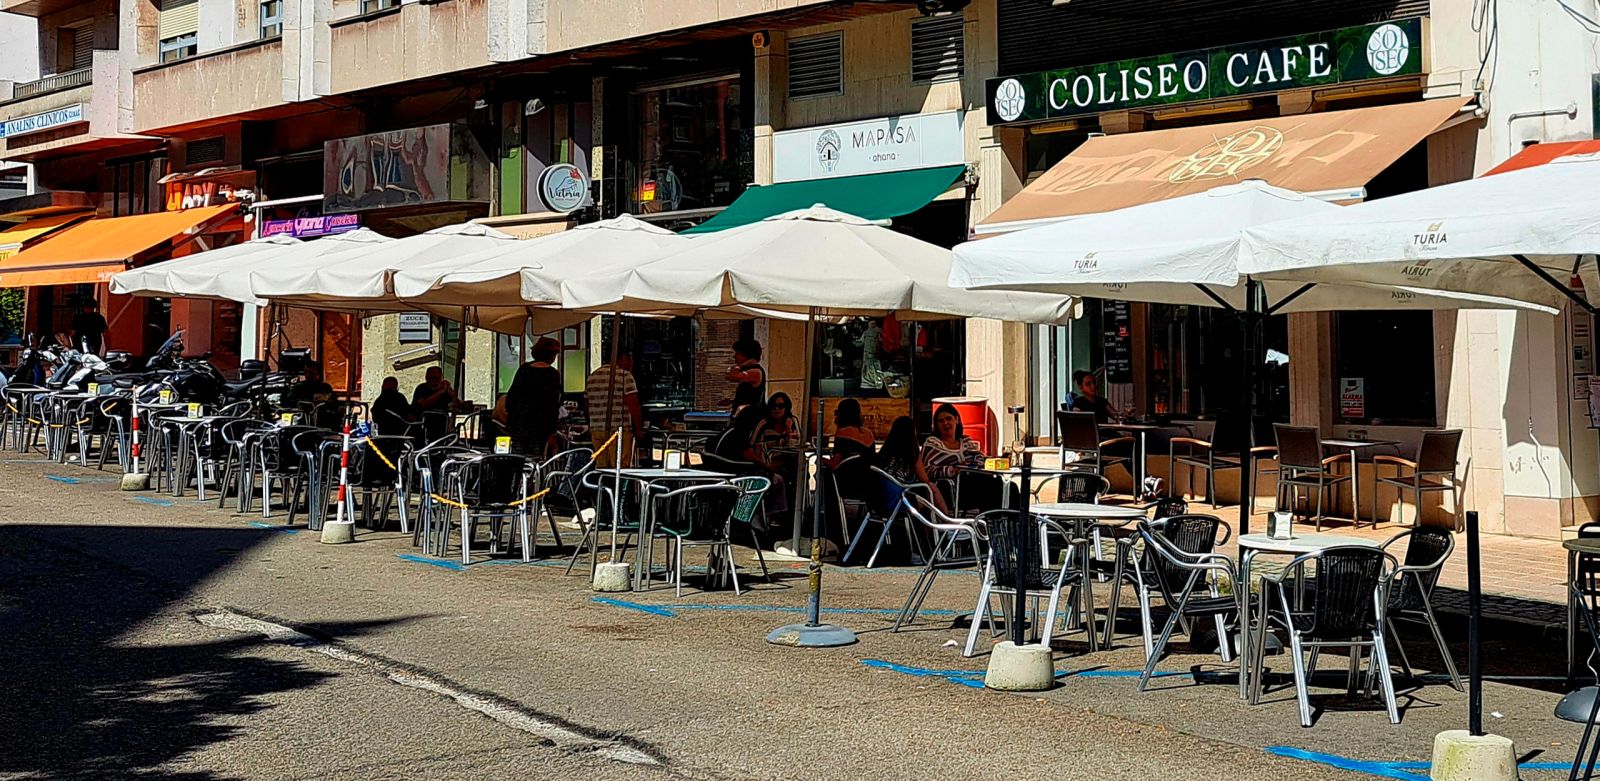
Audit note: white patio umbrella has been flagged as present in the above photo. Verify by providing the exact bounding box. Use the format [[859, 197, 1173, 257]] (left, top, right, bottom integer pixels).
[[952, 180, 1556, 314], [250, 222, 514, 313], [109, 234, 302, 303], [1240, 153, 1600, 313], [562, 205, 1080, 324], [392, 214, 691, 334]]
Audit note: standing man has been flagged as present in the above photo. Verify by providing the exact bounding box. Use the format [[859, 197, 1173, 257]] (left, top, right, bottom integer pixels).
[[506, 337, 564, 457], [70, 299, 108, 355], [726, 338, 765, 415], [412, 366, 458, 442], [585, 347, 641, 468]]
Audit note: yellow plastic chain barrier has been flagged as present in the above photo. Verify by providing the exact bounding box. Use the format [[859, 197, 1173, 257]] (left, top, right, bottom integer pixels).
[[587, 430, 621, 463], [360, 438, 400, 472], [427, 487, 549, 509]]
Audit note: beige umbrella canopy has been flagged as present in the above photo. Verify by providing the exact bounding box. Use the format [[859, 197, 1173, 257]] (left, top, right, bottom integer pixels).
[[561, 205, 1080, 324]]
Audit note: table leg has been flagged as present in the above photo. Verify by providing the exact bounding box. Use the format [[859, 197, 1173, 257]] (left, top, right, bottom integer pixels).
[[1571, 549, 1581, 684], [789, 454, 806, 556], [1137, 432, 1147, 497], [1350, 448, 1360, 527]]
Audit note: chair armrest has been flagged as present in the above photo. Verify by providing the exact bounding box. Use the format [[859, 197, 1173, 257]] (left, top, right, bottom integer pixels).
[[1373, 455, 1417, 469], [1100, 436, 1135, 448], [1170, 437, 1212, 448], [1249, 446, 1277, 455], [1320, 454, 1346, 467]]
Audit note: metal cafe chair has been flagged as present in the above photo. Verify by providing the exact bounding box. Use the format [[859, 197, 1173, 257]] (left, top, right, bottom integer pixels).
[[1378, 526, 1462, 691], [841, 466, 935, 569], [1132, 516, 1239, 686], [1056, 410, 1132, 479], [1558, 573, 1600, 781], [345, 435, 416, 531], [964, 510, 1095, 658], [216, 419, 274, 511], [893, 492, 981, 632], [1248, 546, 1401, 727], [649, 483, 746, 597], [1375, 429, 1464, 530], [538, 447, 594, 546], [412, 446, 476, 555], [728, 476, 775, 583], [1168, 412, 1250, 508], [1274, 424, 1350, 532], [448, 453, 538, 565], [567, 470, 643, 577]]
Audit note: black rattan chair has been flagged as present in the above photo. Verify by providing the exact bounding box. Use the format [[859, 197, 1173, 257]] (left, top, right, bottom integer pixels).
[[449, 453, 536, 564], [346, 435, 415, 531], [1380, 527, 1461, 690], [1056, 410, 1131, 478], [1132, 515, 1239, 687], [964, 510, 1095, 657]]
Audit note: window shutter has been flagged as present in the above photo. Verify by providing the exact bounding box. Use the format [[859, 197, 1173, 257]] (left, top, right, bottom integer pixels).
[[71, 26, 93, 71], [185, 136, 226, 166], [157, 0, 200, 41], [911, 14, 963, 83], [787, 32, 843, 99]]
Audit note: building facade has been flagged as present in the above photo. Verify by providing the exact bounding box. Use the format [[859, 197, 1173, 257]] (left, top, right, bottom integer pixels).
[[1, 0, 1597, 537]]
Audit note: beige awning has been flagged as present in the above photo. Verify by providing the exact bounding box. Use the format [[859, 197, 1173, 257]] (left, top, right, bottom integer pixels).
[[978, 97, 1473, 232]]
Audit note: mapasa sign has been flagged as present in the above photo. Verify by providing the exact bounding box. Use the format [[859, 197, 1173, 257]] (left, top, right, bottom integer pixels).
[[987, 18, 1423, 126], [773, 111, 964, 182]]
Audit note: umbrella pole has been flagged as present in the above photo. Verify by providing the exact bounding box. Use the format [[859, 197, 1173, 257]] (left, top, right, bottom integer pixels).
[[767, 307, 856, 647], [1238, 279, 1258, 536], [608, 311, 622, 560]]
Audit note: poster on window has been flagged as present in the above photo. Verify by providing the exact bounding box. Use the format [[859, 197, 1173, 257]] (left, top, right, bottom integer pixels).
[[1101, 300, 1133, 384], [1339, 377, 1365, 419], [1573, 310, 1594, 400]]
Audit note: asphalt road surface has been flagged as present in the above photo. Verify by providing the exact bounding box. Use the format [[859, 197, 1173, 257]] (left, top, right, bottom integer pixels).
[[0, 457, 1581, 780]]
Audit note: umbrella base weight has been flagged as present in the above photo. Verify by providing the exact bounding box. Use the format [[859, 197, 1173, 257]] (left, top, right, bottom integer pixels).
[[984, 641, 1055, 691], [592, 562, 632, 592], [319, 520, 355, 544], [766, 623, 857, 647], [1429, 730, 1516, 781], [120, 473, 149, 491]]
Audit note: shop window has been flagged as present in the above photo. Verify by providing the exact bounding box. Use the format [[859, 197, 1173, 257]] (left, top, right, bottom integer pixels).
[[259, 0, 282, 39], [1146, 304, 1288, 421], [158, 33, 197, 64], [629, 76, 749, 214], [812, 317, 964, 401], [787, 32, 843, 99], [910, 14, 964, 83], [1331, 311, 1436, 427]]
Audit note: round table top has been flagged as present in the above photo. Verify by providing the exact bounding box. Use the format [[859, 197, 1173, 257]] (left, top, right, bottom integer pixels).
[[1239, 532, 1380, 554], [1032, 502, 1148, 520], [1563, 538, 1600, 554]]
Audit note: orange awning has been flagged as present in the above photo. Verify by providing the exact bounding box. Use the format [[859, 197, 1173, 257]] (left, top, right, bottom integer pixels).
[[0, 213, 91, 262], [0, 204, 235, 288], [1485, 140, 1600, 175], [979, 97, 1473, 231]]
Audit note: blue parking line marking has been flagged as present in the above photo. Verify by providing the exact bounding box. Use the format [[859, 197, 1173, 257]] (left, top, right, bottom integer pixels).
[[593, 597, 676, 617], [131, 496, 174, 507], [396, 553, 467, 572], [45, 474, 80, 484], [588, 596, 961, 619], [1266, 746, 1572, 778], [863, 659, 1193, 690], [247, 522, 298, 534]]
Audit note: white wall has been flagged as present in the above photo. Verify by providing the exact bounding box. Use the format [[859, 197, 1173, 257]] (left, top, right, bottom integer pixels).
[[0, 11, 41, 84]]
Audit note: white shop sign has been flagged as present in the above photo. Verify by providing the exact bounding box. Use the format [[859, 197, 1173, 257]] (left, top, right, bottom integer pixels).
[[2, 103, 86, 139], [773, 110, 964, 183]]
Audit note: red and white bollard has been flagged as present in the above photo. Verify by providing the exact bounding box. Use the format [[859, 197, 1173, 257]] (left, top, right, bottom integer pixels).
[[120, 386, 150, 491], [320, 421, 355, 544]]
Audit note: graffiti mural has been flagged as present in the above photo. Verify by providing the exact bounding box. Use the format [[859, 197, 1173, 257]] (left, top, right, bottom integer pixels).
[[322, 124, 489, 213]]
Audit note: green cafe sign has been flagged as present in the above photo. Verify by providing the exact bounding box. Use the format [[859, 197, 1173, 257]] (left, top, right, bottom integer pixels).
[[986, 18, 1424, 126]]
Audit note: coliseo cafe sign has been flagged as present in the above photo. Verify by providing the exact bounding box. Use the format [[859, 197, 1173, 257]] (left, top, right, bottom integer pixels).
[[987, 18, 1424, 125]]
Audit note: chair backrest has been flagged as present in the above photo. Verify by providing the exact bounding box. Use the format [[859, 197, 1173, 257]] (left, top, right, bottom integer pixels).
[[1287, 546, 1394, 640], [1209, 410, 1248, 455], [581, 470, 643, 530], [651, 483, 742, 540], [1417, 429, 1463, 474], [1391, 526, 1453, 611], [261, 425, 323, 471], [458, 454, 529, 507], [977, 510, 1053, 592], [1056, 410, 1101, 452], [1274, 424, 1323, 470], [351, 435, 413, 485], [1150, 497, 1188, 521], [1580, 522, 1600, 540], [729, 475, 771, 526], [1054, 471, 1110, 504], [1146, 514, 1226, 597]]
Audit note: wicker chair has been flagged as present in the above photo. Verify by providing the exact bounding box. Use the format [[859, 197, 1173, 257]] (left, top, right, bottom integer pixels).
[[1380, 527, 1461, 690], [1274, 424, 1349, 532], [1132, 515, 1239, 685], [1375, 430, 1463, 530]]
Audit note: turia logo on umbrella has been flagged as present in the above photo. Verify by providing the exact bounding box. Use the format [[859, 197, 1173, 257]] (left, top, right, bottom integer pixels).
[[1075, 252, 1100, 271], [1411, 221, 1448, 250]]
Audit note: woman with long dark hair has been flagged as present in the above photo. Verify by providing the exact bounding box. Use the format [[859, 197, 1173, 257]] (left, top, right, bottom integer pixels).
[[878, 415, 948, 516]]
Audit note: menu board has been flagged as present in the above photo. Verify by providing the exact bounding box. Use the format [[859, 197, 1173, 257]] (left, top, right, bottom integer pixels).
[[1102, 300, 1134, 384]]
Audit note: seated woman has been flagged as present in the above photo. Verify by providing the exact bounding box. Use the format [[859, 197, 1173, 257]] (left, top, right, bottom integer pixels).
[[827, 398, 877, 503], [921, 402, 1007, 514], [876, 416, 950, 517]]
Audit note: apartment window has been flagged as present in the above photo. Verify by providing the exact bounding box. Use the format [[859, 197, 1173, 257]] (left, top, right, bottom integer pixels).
[[259, 0, 282, 38], [787, 32, 843, 99], [158, 34, 197, 63], [910, 14, 963, 83], [361, 0, 399, 14], [65, 23, 94, 72]]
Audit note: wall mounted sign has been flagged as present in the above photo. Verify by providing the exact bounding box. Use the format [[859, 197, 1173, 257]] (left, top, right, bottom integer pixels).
[[397, 312, 432, 344], [260, 214, 361, 239], [535, 163, 590, 213], [986, 18, 1424, 125], [773, 110, 965, 182], [323, 124, 490, 213], [2, 103, 85, 139], [163, 170, 257, 211]]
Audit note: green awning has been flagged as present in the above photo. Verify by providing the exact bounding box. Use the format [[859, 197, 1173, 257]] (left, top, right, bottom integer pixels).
[[683, 164, 967, 234]]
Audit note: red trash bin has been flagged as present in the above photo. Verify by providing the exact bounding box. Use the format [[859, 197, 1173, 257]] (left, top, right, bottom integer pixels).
[[931, 396, 994, 455]]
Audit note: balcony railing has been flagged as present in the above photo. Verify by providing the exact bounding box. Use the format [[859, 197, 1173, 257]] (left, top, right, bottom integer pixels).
[[9, 67, 92, 103]]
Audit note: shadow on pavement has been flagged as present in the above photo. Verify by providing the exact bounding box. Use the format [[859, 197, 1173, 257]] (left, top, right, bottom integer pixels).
[[0, 524, 410, 780]]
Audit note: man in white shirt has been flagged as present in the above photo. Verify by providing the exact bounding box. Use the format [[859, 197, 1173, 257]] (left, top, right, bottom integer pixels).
[[585, 348, 641, 467]]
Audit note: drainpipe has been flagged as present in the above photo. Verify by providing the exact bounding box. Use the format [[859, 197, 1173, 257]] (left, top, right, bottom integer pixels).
[[1505, 103, 1579, 157]]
